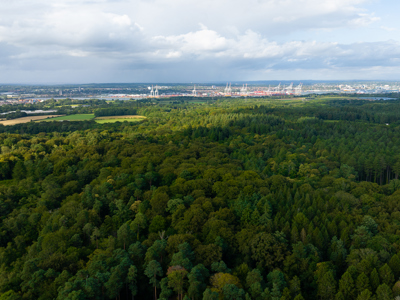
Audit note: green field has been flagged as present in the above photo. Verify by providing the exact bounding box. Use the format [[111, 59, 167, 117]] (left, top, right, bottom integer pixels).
[[40, 114, 146, 123], [44, 114, 95, 121], [95, 117, 145, 124]]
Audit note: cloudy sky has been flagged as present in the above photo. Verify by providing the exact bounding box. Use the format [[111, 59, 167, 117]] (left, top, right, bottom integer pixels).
[[0, 0, 399, 83]]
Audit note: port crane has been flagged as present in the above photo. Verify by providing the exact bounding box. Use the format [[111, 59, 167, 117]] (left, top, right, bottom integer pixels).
[[284, 83, 293, 94], [224, 83, 232, 96], [240, 84, 248, 96], [273, 83, 281, 92], [294, 83, 303, 95]]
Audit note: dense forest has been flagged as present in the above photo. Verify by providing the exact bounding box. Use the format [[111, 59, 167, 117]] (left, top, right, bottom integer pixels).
[[1, 97, 400, 299]]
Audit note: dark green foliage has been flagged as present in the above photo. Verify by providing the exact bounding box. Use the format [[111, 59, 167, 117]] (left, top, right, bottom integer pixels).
[[338, 272, 355, 299], [145, 260, 163, 300], [388, 254, 400, 279], [246, 269, 266, 300], [370, 268, 380, 291], [203, 288, 219, 300], [159, 277, 173, 300], [378, 264, 394, 286], [222, 284, 245, 300], [356, 273, 370, 295], [317, 270, 337, 300], [356, 289, 373, 300], [128, 265, 138, 298], [330, 236, 347, 272], [188, 264, 209, 300], [170, 242, 195, 271], [375, 284, 393, 300], [211, 261, 231, 274], [149, 215, 166, 233], [2, 98, 400, 299]]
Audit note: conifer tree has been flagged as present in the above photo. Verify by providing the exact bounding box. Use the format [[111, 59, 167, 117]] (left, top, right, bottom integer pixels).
[[379, 264, 395, 287], [356, 273, 370, 295], [389, 254, 400, 279], [392, 281, 400, 297], [145, 260, 163, 300], [356, 289, 373, 300], [127, 265, 138, 300], [271, 282, 282, 300], [338, 271, 355, 299], [335, 291, 345, 300], [370, 268, 380, 291], [280, 287, 291, 300], [376, 284, 393, 300], [317, 271, 337, 300]]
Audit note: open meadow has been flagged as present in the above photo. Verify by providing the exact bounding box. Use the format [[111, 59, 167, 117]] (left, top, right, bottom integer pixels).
[[0, 115, 64, 125], [36, 114, 146, 123], [39, 114, 95, 121], [94, 115, 146, 123]]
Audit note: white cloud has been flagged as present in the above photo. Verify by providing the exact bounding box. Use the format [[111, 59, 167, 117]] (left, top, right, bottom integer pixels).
[[0, 0, 378, 46], [348, 13, 380, 27], [165, 51, 182, 58], [0, 0, 398, 82], [67, 50, 91, 57], [381, 26, 397, 32], [0, 5, 143, 51], [154, 27, 229, 56], [149, 28, 359, 65]]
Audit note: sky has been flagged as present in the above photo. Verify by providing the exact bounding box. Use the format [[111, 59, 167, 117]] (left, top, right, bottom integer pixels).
[[0, 0, 399, 83]]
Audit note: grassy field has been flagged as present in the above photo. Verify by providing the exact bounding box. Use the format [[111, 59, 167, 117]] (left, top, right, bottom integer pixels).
[[43, 114, 95, 121], [95, 115, 145, 120], [0, 115, 64, 126], [36, 114, 146, 123], [94, 115, 146, 124]]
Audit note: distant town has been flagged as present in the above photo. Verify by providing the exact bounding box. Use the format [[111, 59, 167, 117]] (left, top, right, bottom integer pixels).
[[0, 81, 399, 104]]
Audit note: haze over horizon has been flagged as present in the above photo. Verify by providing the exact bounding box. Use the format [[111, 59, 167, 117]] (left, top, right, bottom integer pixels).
[[1, 0, 400, 84]]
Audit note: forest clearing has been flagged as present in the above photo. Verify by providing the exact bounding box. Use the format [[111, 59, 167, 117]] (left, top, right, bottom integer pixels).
[[95, 115, 146, 123], [0, 115, 64, 125], [41, 114, 95, 121], [95, 115, 145, 119]]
